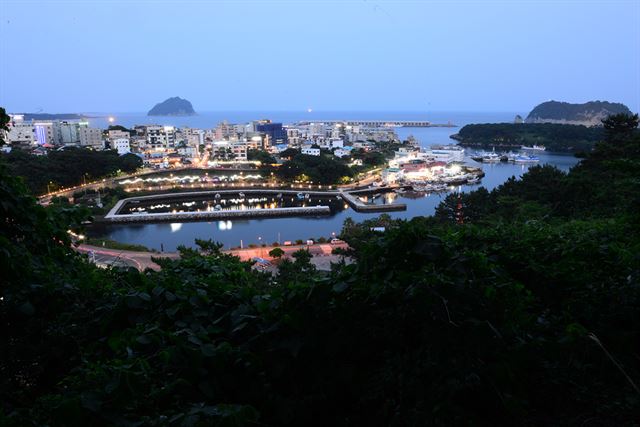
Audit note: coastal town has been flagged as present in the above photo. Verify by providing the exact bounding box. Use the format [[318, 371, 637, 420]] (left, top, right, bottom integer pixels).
[[2, 114, 482, 197]]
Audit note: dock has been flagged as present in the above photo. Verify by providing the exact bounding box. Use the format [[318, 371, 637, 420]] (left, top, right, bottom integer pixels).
[[339, 190, 407, 213], [104, 205, 331, 223]]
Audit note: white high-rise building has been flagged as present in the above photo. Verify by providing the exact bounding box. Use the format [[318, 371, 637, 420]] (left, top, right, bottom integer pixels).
[[6, 121, 36, 147], [33, 122, 60, 146], [146, 125, 176, 150]]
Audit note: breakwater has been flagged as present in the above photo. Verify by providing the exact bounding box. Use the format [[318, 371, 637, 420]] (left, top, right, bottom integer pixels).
[[104, 205, 331, 223], [340, 190, 407, 212], [104, 188, 407, 223]]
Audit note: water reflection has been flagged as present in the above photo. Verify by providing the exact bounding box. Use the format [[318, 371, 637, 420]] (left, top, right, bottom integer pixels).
[[92, 153, 581, 251]]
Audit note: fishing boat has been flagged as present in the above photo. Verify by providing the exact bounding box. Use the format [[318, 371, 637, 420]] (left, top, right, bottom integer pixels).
[[521, 145, 546, 151], [482, 152, 501, 163], [512, 154, 540, 164], [467, 176, 481, 184], [296, 192, 305, 200]]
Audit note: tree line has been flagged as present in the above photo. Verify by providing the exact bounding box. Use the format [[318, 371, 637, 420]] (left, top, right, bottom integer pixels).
[[452, 122, 609, 152], [1, 147, 142, 194]]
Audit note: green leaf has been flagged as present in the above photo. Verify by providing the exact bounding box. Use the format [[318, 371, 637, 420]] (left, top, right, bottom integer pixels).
[[201, 343, 216, 357], [18, 301, 35, 316]]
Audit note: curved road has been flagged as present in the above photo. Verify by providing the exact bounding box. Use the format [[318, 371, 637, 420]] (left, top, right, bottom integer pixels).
[[76, 242, 349, 272]]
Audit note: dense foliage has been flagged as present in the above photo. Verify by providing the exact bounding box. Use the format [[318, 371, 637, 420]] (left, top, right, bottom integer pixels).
[[526, 100, 631, 122], [452, 122, 606, 152], [247, 149, 276, 164], [1, 111, 639, 426], [1, 148, 142, 194], [276, 152, 353, 184]]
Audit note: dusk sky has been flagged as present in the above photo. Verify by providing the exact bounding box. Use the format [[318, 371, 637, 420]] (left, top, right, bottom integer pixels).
[[1, 0, 639, 113]]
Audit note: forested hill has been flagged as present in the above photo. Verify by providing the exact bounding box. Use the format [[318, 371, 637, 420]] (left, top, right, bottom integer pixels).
[[525, 100, 631, 126], [1, 109, 639, 426], [450, 122, 604, 152]]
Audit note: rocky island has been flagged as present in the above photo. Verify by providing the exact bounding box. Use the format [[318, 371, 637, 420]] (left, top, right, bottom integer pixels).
[[525, 100, 631, 126], [450, 100, 634, 152], [147, 97, 196, 116]]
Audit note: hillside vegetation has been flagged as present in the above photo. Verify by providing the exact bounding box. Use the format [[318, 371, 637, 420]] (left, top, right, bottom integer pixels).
[[451, 122, 605, 152], [1, 110, 639, 426], [526, 100, 631, 126], [1, 148, 142, 195]]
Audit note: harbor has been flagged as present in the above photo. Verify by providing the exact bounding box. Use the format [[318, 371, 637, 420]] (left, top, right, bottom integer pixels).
[[103, 187, 411, 223]]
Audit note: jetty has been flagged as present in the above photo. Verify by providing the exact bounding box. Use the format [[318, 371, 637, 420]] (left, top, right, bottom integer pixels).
[[340, 189, 407, 212]]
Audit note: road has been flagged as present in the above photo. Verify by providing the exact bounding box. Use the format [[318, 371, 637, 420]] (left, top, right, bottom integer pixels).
[[76, 244, 179, 271], [75, 242, 350, 272], [39, 164, 385, 205]]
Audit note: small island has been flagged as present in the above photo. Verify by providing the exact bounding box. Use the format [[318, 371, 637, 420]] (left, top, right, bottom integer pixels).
[[525, 100, 631, 126], [147, 97, 196, 116]]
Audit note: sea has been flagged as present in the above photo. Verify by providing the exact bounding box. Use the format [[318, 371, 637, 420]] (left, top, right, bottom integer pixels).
[[86, 111, 581, 251]]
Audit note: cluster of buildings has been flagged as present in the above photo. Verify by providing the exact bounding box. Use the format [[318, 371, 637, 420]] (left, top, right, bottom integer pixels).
[[2, 115, 404, 169], [383, 144, 467, 185], [2, 113, 478, 187], [3, 115, 103, 153]]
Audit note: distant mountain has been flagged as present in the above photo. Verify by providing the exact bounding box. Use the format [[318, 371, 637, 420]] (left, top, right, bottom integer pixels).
[[147, 97, 196, 116], [525, 100, 631, 126], [14, 113, 93, 120]]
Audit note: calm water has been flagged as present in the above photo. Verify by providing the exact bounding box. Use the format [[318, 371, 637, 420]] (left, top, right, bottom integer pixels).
[[89, 111, 580, 250]]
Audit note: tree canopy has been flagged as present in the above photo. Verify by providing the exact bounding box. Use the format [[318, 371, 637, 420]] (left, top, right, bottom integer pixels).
[[1, 109, 639, 426], [1, 148, 142, 194], [276, 153, 353, 184], [452, 122, 607, 152]]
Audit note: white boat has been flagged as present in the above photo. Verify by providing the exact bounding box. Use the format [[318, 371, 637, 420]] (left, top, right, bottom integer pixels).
[[512, 154, 540, 164], [467, 176, 481, 184], [482, 152, 501, 163], [521, 145, 546, 151], [427, 144, 465, 162]]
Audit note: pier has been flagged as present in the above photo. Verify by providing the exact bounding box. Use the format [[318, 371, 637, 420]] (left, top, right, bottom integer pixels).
[[297, 120, 456, 128], [340, 190, 407, 212], [104, 205, 332, 223]]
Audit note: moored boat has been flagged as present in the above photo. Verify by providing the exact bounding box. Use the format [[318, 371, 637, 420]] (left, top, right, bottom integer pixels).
[[521, 144, 546, 151]]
